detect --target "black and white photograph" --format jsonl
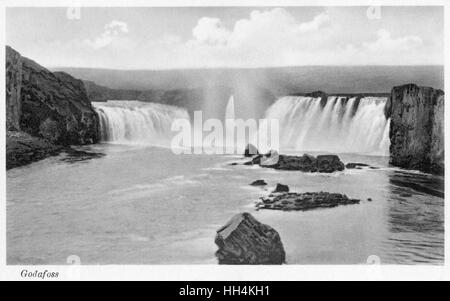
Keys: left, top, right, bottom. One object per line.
{"left": 1, "top": 0, "right": 448, "bottom": 282}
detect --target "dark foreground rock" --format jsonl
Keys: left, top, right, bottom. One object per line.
{"left": 6, "top": 131, "right": 63, "bottom": 169}
{"left": 215, "top": 213, "right": 285, "bottom": 264}
{"left": 385, "top": 84, "right": 444, "bottom": 175}
{"left": 254, "top": 151, "right": 345, "bottom": 173}
{"left": 257, "top": 192, "right": 360, "bottom": 211}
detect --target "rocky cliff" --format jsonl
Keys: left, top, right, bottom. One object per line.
{"left": 6, "top": 46, "right": 99, "bottom": 145}
{"left": 385, "top": 84, "right": 444, "bottom": 174}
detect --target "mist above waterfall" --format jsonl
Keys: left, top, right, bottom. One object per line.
{"left": 264, "top": 96, "right": 390, "bottom": 155}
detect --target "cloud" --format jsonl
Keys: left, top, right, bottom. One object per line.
{"left": 34, "top": 8, "right": 440, "bottom": 69}
{"left": 363, "top": 29, "right": 423, "bottom": 52}
{"left": 84, "top": 20, "right": 129, "bottom": 50}
{"left": 189, "top": 8, "right": 330, "bottom": 49}
{"left": 192, "top": 17, "right": 231, "bottom": 45}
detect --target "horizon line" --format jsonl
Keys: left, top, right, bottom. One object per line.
{"left": 50, "top": 64, "right": 444, "bottom": 72}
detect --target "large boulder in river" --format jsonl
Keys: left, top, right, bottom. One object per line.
{"left": 385, "top": 84, "right": 444, "bottom": 175}
{"left": 215, "top": 213, "right": 285, "bottom": 264}
{"left": 316, "top": 155, "right": 345, "bottom": 173}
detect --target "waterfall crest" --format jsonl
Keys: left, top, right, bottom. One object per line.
{"left": 264, "top": 96, "right": 390, "bottom": 155}
{"left": 93, "top": 101, "right": 190, "bottom": 146}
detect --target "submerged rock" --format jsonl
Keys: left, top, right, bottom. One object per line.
{"left": 346, "top": 162, "right": 370, "bottom": 169}
{"left": 250, "top": 179, "right": 267, "bottom": 186}
{"left": 257, "top": 192, "right": 360, "bottom": 211}
{"left": 215, "top": 212, "right": 286, "bottom": 264}
{"left": 244, "top": 144, "right": 259, "bottom": 157}
{"left": 273, "top": 183, "right": 289, "bottom": 193}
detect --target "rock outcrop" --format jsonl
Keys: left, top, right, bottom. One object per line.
{"left": 316, "top": 155, "right": 346, "bottom": 173}
{"left": 250, "top": 151, "right": 345, "bottom": 173}
{"left": 257, "top": 191, "right": 360, "bottom": 211}
{"left": 385, "top": 84, "right": 444, "bottom": 174}
{"left": 6, "top": 46, "right": 99, "bottom": 145}
{"left": 215, "top": 213, "right": 286, "bottom": 264}
{"left": 6, "top": 46, "right": 100, "bottom": 168}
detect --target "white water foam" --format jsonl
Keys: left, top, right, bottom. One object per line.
{"left": 93, "top": 100, "right": 190, "bottom": 146}
{"left": 263, "top": 96, "right": 390, "bottom": 155}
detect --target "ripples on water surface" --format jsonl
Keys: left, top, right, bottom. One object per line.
{"left": 6, "top": 145, "right": 444, "bottom": 265}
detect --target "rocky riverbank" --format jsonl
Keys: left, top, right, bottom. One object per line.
{"left": 6, "top": 46, "right": 100, "bottom": 169}
{"left": 6, "top": 131, "right": 63, "bottom": 169}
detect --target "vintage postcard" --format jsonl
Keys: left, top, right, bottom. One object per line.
{"left": 0, "top": 0, "right": 448, "bottom": 283}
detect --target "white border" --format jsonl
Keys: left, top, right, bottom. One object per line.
{"left": 0, "top": 0, "right": 448, "bottom": 281}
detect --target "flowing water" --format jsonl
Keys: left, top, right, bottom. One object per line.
{"left": 95, "top": 101, "right": 189, "bottom": 146}
{"left": 6, "top": 97, "right": 444, "bottom": 265}
{"left": 265, "top": 96, "right": 390, "bottom": 155}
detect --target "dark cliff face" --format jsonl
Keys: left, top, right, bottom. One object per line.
{"left": 5, "top": 46, "right": 22, "bottom": 131}
{"left": 5, "top": 46, "right": 99, "bottom": 145}
{"left": 385, "top": 84, "right": 444, "bottom": 175}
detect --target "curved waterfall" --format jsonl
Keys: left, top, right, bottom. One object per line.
{"left": 264, "top": 96, "right": 390, "bottom": 155}
{"left": 93, "top": 97, "right": 390, "bottom": 155}
{"left": 93, "top": 101, "right": 190, "bottom": 146}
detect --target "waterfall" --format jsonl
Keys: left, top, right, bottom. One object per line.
{"left": 264, "top": 96, "right": 390, "bottom": 155}
{"left": 93, "top": 101, "right": 190, "bottom": 146}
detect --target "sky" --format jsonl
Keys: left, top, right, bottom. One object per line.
{"left": 6, "top": 6, "right": 444, "bottom": 69}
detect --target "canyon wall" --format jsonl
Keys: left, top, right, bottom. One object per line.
{"left": 385, "top": 84, "right": 444, "bottom": 175}
{"left": 6, "top": 46, "right": 99, "bottom": 145}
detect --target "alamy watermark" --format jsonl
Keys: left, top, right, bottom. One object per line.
{"left": 170, "top": 111, "right": 279, "bottom": 155}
